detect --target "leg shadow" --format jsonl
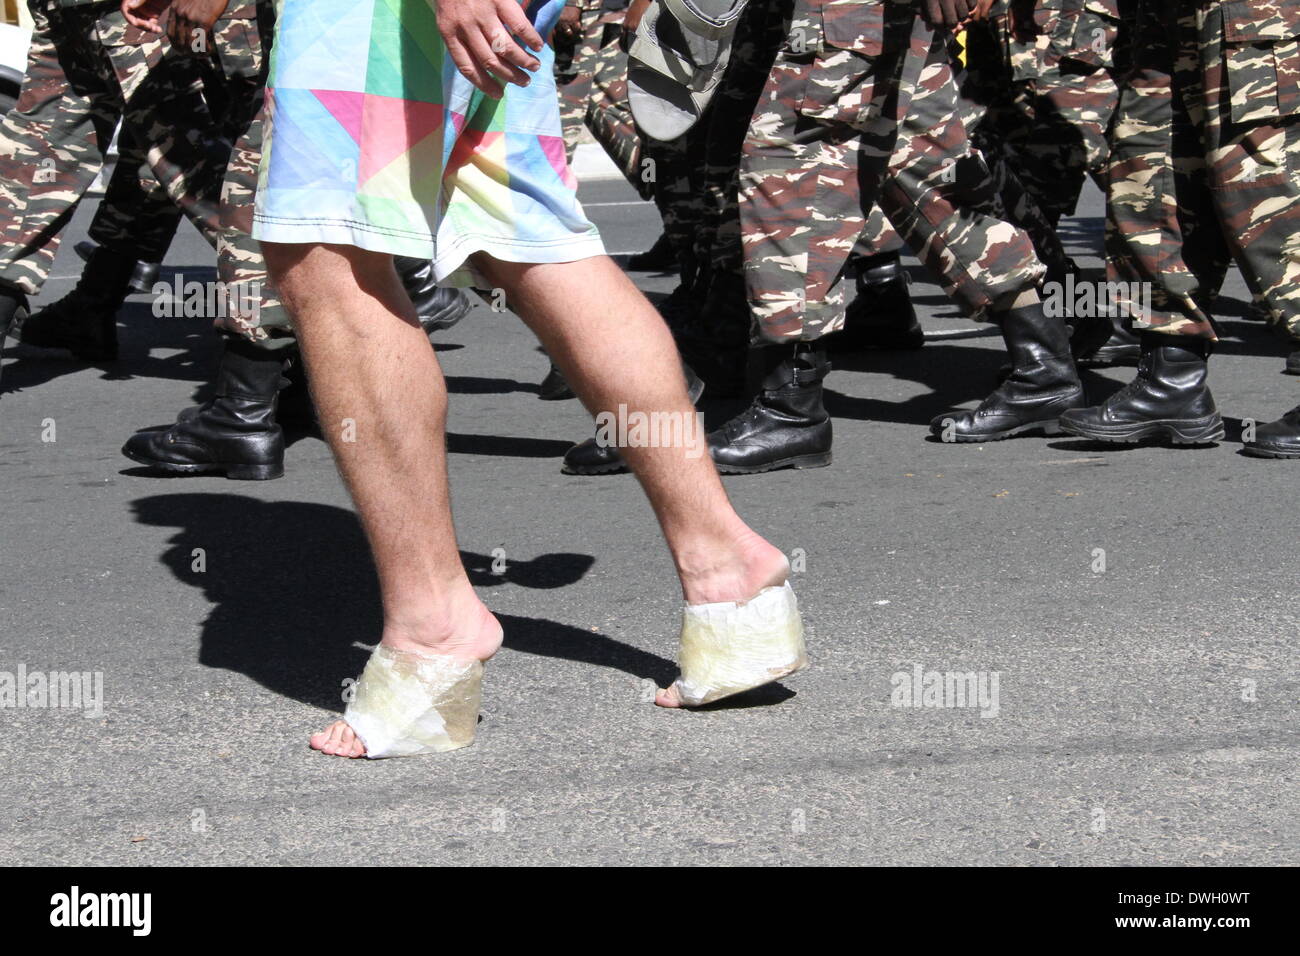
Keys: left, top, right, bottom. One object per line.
{"left": 128, "top": 492, "right": 653, "bottom": 710}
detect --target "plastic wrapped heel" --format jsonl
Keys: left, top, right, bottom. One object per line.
{"left": 671, "top": 581, "right": 806, "bottom": 706}
{"left": 343, "top": 645, "right": 483, "bottom": 758}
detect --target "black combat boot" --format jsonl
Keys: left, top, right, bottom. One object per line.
{"left": 561, "top": 364, "right": 706, "bottom": 475}
{"left": 1285, "top": 348, "right": 1299, "bottom": 376}
{"left": 20, "top": 246, "right": 137, "bottom": 361}
{"left": 0, "top": 285, "right": 29, "bottom": 390}
{"left": 626, "top": 232, "right": 678, "bottom": 272}
{"left": 74, "top": 240, "right": 160, "bottom": 294}
{"left": 992, "top": 264, "right": 1109, "bottom": 384}
{"left": 708, "top": 342, "right": 832, "bottom": 474}
{"left": 1243, "top": 405, "right": 1300, "bottom": 458}
{"left": 121, "top": 336, "right": 286, "bottom": 479}
{"left": 930, "top": 302, "right": 1085, "bottom": 441}
{"left": 537, "top": 356, "right": 575, "bottom": 401}
{"left": 394, "top": 256, "right": 473, "bottom": 336}
{"left": 830, "top": 252, "right": 924, "bottom": 351}
{"left": 1058, "top": 333, "right": 1224, "bottom": 444}
{"left": 1083, "top": 313, "right": 1142, "bottom": 366}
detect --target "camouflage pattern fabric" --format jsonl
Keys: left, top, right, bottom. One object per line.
{"left": 697, "top": 0, "right": 796, "bottom": 277}
{"left": 0, "top": 0, "right": 167, "bottom": 295}
{"left": 965, "top": 0, "right": 1124, "bottom": 226}
{"left": 1105, "top": 0, "right": 1300, "bottom": 341}
{"left": 206, "top": 5, "right": 287, "bottom": 346}
{"left": 740, "top": 0, "right": 1045, "bottom": 342}
{"left": 585, "top": 16, "right": 650, "bottom": 197}
{"left": 87, "top": 123, "right": 183, "bottom": 263}
{"left": 554, "top": 1, "right": 608, "bottom": 159}
{"left": 554, "top": 3, "right": 649, "bottom": 197}
{"left": 957, "top": 11, "right": 1086, "bottom": 285}
{"left": 0, "top": 1, "right": 288, "bottom": 345}
{"left": 644, "top": 126, "right": 704, "bottom": 276}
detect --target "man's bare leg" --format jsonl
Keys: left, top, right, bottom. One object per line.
{"left": 265, "top": 245, "right": 791, "bottom": 756}
{"left": 472, "top": 255, "right": 791, "bottom": 706}
{"left": 263, "top": 242, "right": 502, "bottom": 757}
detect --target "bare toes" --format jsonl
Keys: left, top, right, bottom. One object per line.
{"left": 310, "top": 720, "right": 367, "bottom": 757}
{"left": 655, "top": 683, "right": 684, "bottom": 708}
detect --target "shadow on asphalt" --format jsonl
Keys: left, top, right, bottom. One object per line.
{"left": 122, "top": 493, "right": 688, "bottom": 710}
{"left": 0, "top": 301, "right": 213, "bottom": 398}
{"left": 824, "top": 342, "right": 1008, "bottom": 425}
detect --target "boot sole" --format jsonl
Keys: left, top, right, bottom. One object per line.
{"left": 561, "top": 459, "right": 628, "bottom": 476}
{"left": 122, "top": 445, "right": 284, "bottom": 480}
{"left": 1058, "top": 414, "right": 1225, "bottom": 445}
{"left": 715, "top": 451, "right": 832, "bottom": 475}
{"left": 1241, "top": 444, "right": 1300, "bottom": 459}
{"left": 934, "top": 419, "right": 1065, "bottom": 443}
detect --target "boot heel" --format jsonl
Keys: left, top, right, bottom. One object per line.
{"left": 1168, "top": 415, "right": 1225, "bottom": 445}
{"left": 225, "top": 462, "right": 283, "bottom": 481}
{"left": 1041, "top": 420, "right": 1064, "bottom": 436}
{"left": 791, "top": 452, "right": 832, "bottom": 469}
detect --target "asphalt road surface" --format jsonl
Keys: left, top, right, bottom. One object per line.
{"left": 1, "top": 176, "right": 1295, "bottom": 866}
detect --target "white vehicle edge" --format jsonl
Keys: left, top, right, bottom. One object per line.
{"left": 0, "top": 18, "right": 30, "bottom": 114}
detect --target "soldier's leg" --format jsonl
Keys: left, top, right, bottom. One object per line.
{"left": 21, "top": 5, "right": 230, "bottom": 362}
{"left": 833, "top": 207, "right": 924, "bottom": 351}
{"left": 705, "top": 1, "right": 886, "bottom": 472}
{"left": 957, "top": 9, "right": 1083, "bottom": 288}
{"left": 1003, "top": 3, "right": 1123, "bottom": 225}
{"left": 1201, "top": 4, "right": 1300, "bottom": 353}
{"left": 672, "top": 0, "right": 796, "bottom": 398}
{"left": 20, "top": 123, "right": 186, "bottom": 360}
{"left": 865, "top": 11, "right": 1086, "bottom": 442}
{"left": 1060, "top": 0, "right": 1228, "bottom": 445}
{"left": 0, "top": 4, "right": 123, "bottom": 304}
{"left": 118, "top": 4, "right": 289, "bottom": 479}
{"left": 585, "top": 14, "right": 650, "bottom": 195}
{"left": 1205, "top": 1, "right": 1300, "bottom": 456}
{"left": 555, "top": 2, "right": 604, "bottom": 161}
{"left": 6, "top": 5, "right": 172, "bottom": 365}
{"left": 642, "top": 123, "right": 711, "bottom": 325}
{"left": 88, "top": 124, "right": 184, "bottom": 266}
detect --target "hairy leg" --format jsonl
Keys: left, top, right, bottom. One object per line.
{"left": 264, "top": 242, "right": 500, "bottom": 755}
{"left": 473, "top": 253, "right": 789, "bottom": 612}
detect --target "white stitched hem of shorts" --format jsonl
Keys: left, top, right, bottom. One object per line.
{"left": 252, "top": 216, "right": 606, "bottom": 288}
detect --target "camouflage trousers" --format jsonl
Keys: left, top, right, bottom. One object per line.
{"left": 643, "top": 129, "right": 700, "bottom": 269}
{"left": 555, "top": 4, "right": 608, "bottom": 158}
{"left": 554, "top": 4, "right": 647, "bottom": 195}
{"left": 1105, "top": 0, "right": 1300, "bottom": 341}
{"left": 741, "top": 0, "right": 1045, "bottom": 341}
{"left": 967, "top": 0, "right": 1123, "bottom": 225}
{"left": 0, "top": 1, "right": 287, "bottom": 346}
{"left": 89, "top": 123, "right": 183, "bottom": 262}
{"left": 586, "top": 17, "right": 650, "bottom": 197}
{"left": 640, "top": 0, "right": 789, "bottom": 278}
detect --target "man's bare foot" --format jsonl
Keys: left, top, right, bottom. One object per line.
{"left": 310, "top": 720, "right": 368, "bottom": 757}
{"left": 310, "top": 592, "right": 503, "bottom": 757}
{"left": 676, "top": 529, "right": 790, "bottom": 606}
{"left": 654, "top": 684, "right": 691, "bottom": 708}
{"left": 657, "top": 531, "right": 792, "bottom": 708}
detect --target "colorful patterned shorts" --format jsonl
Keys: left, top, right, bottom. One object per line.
{"left": 252, "top": 0, "right": 605, "bottom": 286}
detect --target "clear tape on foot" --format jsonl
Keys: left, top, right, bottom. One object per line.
{"left": 343, "top": 645, "right": 483, "bottom": 759}
{"left": 672, "top": 582, "right": 807, "bottom": 706}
